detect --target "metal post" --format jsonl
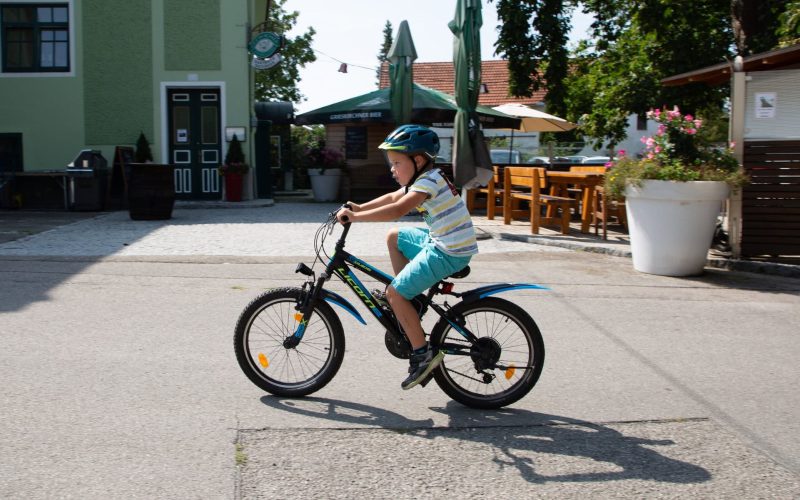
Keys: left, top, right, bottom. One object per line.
{"left": 729, "top": 56, "right": 746, "bottom": 258}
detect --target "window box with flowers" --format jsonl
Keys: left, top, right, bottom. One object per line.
{"left": 306, "top": 142, "right": 346, "bottom": 202}
{"left": 218, "top": 136, "right": 250, "bottom": 202}
{"left": 604, "top": 106, "right": 748, "bottom": 276}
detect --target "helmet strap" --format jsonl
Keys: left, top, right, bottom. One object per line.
{"left": 404, "top": 155, "right": 433, "bottom": 193}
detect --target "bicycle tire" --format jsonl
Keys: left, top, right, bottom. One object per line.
{"left": 430, "top": 297, "right": 544, "bottom": 409}
{"left": 234, "top": 287, "right": 345, "bottom": 397}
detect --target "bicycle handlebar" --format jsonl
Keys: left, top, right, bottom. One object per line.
{"left": 331, "top": 203, "right": 352, "bottom": 223}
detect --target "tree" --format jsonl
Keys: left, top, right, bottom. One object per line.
{"left": 493, "top": 0, "right": 570, "bottom": 119}
{"left": 777, "top": 1, "right": 800, "bottom": 47}
{"left": 253, "top": 0, "right": 316, "bottom": 103}
{"left": 730, "top": 1, "right": 788, "bottom": 54}
{"left": 492, "top": 0, "right": 793, "bottom": 149}
{"left": 377, "top": 21, "right": 393, "bottom": 87}
{"left": 134, "top": 132, "right": 153, "bottom": 163}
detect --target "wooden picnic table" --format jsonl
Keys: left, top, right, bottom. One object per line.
{"left": 545, "top": 171, "right": 605, "bottom": 233}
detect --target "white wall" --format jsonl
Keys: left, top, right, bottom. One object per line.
{"left": 744, "top": 70, "right": 800, "bottom": 140}
{"left": 575, "top": 114, "right": 658, "bottom": 158}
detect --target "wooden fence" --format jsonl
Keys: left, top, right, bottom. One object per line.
{"left": 741, "top": 140, "right": 800, "bottom": 256}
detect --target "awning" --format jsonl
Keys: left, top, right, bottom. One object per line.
{"left": 662, "top": 43, "right": 800, "bottom": 87}
{"left": 295, "top": 83, "right": 521, "bottom": 129}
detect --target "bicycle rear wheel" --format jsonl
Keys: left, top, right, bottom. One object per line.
{"left": 430, "top": 297, "right": 544, "bottom": 409}
{"left": 234, "top": 287, "right": 345, "bottom": 397}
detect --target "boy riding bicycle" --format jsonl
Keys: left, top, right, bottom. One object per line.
{"left": 336, "top": 124, "right": 478, "bottom": 389}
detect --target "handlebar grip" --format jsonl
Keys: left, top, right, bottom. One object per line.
{"left": 341, "top": 215, "right": 349, "bottom": 222}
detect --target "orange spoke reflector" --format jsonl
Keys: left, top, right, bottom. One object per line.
{"left": 504, "top": 364, "right": 516, "bottom": 380}
{"left": 294, "top": 313, "right": 303, "bottom": 322}
{"left": 258, "top": 353, "right": 269, "bottom": 368}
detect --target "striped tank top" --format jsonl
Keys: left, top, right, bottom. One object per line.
{"left": 409, "top": 169, "right": 478, "bottom": 256}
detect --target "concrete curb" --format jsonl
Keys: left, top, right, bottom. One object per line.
{"left": 174, "top": 199, "right": 274, "bottom": 209}
{"left": 500, "top": 232, "right": 800, "bottom": 279}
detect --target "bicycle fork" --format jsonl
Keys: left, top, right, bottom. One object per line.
{"left": 284, "top": 272, "right": 326, "bottom": 348}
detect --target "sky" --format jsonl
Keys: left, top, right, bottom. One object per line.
{"left": 281, "top": 0, "right": 594, "bottom": 114}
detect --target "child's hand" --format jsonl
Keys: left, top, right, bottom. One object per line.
{"left": 337, "top": 208, "right": 354, "bottom": 224}
{"left": 347, "top": 202, "right": 361, "bottom": 212}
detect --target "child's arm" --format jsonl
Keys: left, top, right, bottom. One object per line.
{"left": 350, "top": 187, "right": 405, "bottom": 212}
{"left": 338, "top": 190, "right": 426, "bottom": 224}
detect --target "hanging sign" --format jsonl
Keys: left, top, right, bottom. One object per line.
{"left": 249, "top": 32, "right": 284, "bottom": 59}
{"left": 251, "top": 53, "right": 282, "bottom": 71}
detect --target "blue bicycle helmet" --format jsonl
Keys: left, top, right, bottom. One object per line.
{"left": 378, "top": 124, "right": 440, "bottom": 159}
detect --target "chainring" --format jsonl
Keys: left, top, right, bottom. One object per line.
{"left": 384, "top": 330, "right": 412, "bottom": 359}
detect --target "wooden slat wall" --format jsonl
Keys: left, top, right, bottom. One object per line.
{"left": 327, "top": 124, "right": 396, "bottom": 201}
{"left": 741, "top": 140, "right": 800, "bottom": 256}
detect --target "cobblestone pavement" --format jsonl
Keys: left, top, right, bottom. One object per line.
{"left": 0, "top": 203, "right": 569, "bottom": 258}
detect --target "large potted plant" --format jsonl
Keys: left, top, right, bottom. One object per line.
{"left": 605, "top": 106, "right": 748, "bottom": 276}
{"left": 307, "top": 141, "right": 345, "bottom": 202}
{"left": 127, "top": 132, "right": 176, "bottom": 221}
{"left": 218, "top": 136, "right": 249, "bottom": 202}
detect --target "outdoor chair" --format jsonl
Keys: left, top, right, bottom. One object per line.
{"left": 503, "top": 167, "right": 576, "bottom": 234}
{"left": 592, "top": 185, "right": 628, "bottom": 240}
{"left": 465, "top": 166, "right": 515, "bottom": 220}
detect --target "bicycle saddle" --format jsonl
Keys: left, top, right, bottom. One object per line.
{"left": 448, "top": 266, "right": 471, "bottom": 279}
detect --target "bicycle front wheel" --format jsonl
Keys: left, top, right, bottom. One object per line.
{"left": 430, "top": 297, "right": 544, "bottom": 409}
{"left": 234, "top": 287, "right": 345, "bottom": 397}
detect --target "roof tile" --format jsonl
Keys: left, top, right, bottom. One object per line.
{"left": 379, "top": 60, "right": 546, "bottom": 107}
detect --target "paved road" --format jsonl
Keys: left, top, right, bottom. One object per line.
{"left": 1, "top": 205, "right": 799, "bottom": 499}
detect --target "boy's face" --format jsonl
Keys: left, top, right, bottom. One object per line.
{"left": 387, "top": 150, "right": 422, "bottom": 186}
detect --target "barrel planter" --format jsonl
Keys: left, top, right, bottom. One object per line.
{"left": 625, "top": 180, "right": 730, "bottom": 276}
{"left": 126, "top": 163, "right": 176, "bottom": 221}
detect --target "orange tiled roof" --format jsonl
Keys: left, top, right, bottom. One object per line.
{"left": 378, "top": 60, "right": 546, "bottom": 107}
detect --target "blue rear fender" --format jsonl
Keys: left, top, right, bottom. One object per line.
{"left": 320, "top": 289, "right": 367, "bottom": 326}
{"left": 460, "top": 283, "right": 549, "bottom": 304}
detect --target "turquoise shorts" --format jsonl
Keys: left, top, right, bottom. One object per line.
{"left": 390, "top": 227, "right": 472, "bottom": 300}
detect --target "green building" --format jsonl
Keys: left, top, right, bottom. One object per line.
{"left": 0, "top": 0, "right": 274, "bottom": 203}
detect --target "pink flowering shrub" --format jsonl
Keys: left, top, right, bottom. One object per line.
{"left": 605, "top": 106, "right": 746, "bottom": 199}
{"left": 307, "top": 142, "right": 346, "bottom": 172}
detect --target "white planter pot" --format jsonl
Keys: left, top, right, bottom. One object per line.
{"left": 625, "top": 180, "right": 730, "bottom": 276}
{"left": 308, "top": 168, "right": 342, "bottom": 202}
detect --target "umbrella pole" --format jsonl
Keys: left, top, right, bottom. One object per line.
{"left": 508, "top": 130, "right": 514, "bottom": 163}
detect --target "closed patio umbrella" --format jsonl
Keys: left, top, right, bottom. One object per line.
{"left": 387, "top": 20, "right": 417, "bottom": 125}
{"left": 450, "top": 0, "right": 490, "bottom": 188}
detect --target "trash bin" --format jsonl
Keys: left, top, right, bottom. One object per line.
{"left": 66, "top": 150, "right": 108, "bottom": 211}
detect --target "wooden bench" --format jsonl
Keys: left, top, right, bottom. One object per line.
{"left": 465, "top": 166, "right": 516, "bottom": 220}
{"left": 503, "top": 167, "right": 576, "bottom": 234}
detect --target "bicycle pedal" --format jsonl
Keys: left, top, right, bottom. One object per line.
{"left": 419, "top": 372, "right": 434, "bottom": 387}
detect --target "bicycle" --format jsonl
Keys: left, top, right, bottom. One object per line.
{"left": 233, "top": 205, "right": 547, "bottom": 409}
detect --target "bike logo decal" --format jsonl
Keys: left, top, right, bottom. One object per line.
{"left": 346, "top": 255, "right": 394, "bottom": 282}
{"left": 337, "top": 267, "right": 381, "bottom": 315}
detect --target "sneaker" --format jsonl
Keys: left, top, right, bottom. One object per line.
{"left": 401, "top": 348, "right": 445, "bottom": 390}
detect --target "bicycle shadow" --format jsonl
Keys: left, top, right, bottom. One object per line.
{"left": 260, "top": 395, "right": 435, "bottom": 429}
{"left": 259, "top": 396, "right": 710, "bottom": 485}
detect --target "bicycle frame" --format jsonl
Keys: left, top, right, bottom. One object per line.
{"left": 289, "top": 219, "right": 547, "bottom": 362}
{"left": 289, "top": 222, "right": 478, "bottom": 348}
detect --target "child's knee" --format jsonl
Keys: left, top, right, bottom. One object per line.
{"left": 386, "top": 285, "right": 404, "bottom": 303}
{"left": 386, "top": 228, "right": 400, "bottom": 248}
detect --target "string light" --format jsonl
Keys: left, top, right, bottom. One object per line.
{"left": 313, "top": 48, "right": 377, "bottom": 72}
